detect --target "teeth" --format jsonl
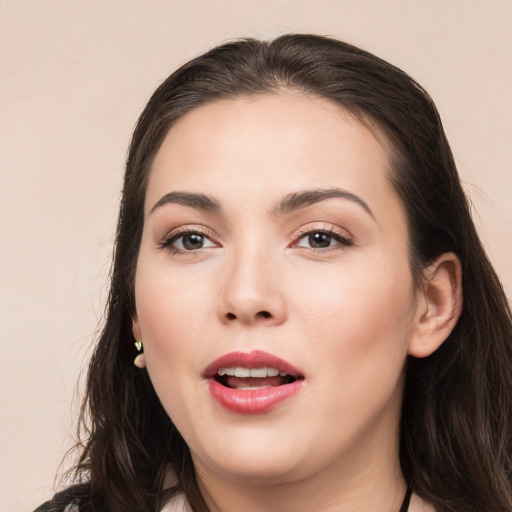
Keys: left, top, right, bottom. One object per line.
{"left": 235, "top": 367, "right": 250, "bottom": 377}
{"left": 217, "top": 367, "right": 235, "bottom": 376}
{"left": 217, "top": 366, "right": 285, "bottom": 378}
{"left": 249, "top": 367, "right": 267, "bottom": 378}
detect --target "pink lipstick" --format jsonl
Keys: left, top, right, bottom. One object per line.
{"left": 202, "top": 351, "right": 305, "bottom": 414}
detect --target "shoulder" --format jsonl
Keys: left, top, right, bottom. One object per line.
{"left": 33, "top": 501, "right": 78, "bottom": 512}
{"left": 35, "top": 485, "right": 190, "bottom": 512}
{"left": 33, "top": 502, "right": 53, "bottom": 512}
{"left": 33, "top": 485, "right": 85, "bottom": 512}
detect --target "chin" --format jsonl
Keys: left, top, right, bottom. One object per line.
{"left": 188, "top": 424, "right": 310, "bottom": 483}
{"left": 194, "top": 450, "right": 304, "bottom": 485}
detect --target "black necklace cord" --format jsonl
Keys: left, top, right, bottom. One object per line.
{"left": 398, "top": 482, "right": 413, "bottom": 512}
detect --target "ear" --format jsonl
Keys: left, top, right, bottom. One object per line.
{"left": 408, "top": 252, "right": 463, "bottom": 358}
{"left": 132, "top": 311, "right": 142, "bottom": 341}
{"left": 131, "top": 312, "right": 146, "bottom": 368}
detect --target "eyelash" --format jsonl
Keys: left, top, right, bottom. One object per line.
{"left": 158, "top": 226, "right": 353, "bottom": 254}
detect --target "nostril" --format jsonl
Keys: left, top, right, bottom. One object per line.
{"left": 224, "top": 310, "right": 272, "bottom": 321}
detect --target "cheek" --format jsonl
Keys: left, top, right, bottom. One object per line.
{"left": 135, "top": 259, "right": 217, "bottom": 340}
{"left": 291, "top": 268, "right": 415, "bottom": 442}
{"left": 294, "top": 255, "right": 416, "bottom": 372}
{"left": 134, "top": 266, "right": 209, "bottom": 422}
{"left": 133, "top": 270, "right": 204, "bottom": 394}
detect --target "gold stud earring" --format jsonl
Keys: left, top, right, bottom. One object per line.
{"left": 134, "top": 340, "right": 146, "bottom": 368}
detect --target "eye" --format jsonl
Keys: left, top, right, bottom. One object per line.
{"left": 295, "top": 229, "right": 352, "bottom": 250}
{"left": 161, "top": 230, "right": 217, "bottom": 252}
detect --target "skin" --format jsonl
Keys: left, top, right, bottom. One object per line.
{"left": 133, "top": 92, "right": 460, "bottom": 511}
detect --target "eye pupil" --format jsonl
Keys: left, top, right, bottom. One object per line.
{"left": 183, "top": 233, "right": 204, "bottom": 250}
{"left": 308, "top": 232, "right": 331, "bottom": 248}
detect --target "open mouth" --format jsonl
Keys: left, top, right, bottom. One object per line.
{"left": 204, "top": 351, "right": 305, "bottom": 413}
{"left": 214, "top": 366, "right": 301, "bottom": 390}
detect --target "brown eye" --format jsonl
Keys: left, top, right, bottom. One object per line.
{"left": 296, "top": 230, "right": 352, "bottom": 250}
{"left": 307, "top": 232, "right": 332, "bottom": 248}
{"left": 163, "top": 230, "right": 217, "bottom": 252}
{"left": 182, "top": 233, "right": 205, "bottom": 250}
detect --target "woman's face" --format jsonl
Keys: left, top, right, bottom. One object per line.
{"left": 133, "top": 93, "right": 423, "bottom": 486}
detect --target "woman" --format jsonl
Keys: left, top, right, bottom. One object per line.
{"left": 37, "top": 34, "right": 512, "bottom": 512}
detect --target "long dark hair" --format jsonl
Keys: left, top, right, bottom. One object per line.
{"left": 50, "top": 34, "right": 512, "bottom": 512}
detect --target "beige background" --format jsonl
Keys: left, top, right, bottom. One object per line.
{"left": 1, "top": 1, "right": 510, "bottom": 510}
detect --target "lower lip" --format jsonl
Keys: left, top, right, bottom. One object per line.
{"left": 208, "top": 379, "right": 304, "bottom": 414}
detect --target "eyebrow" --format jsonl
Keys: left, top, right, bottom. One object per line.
{"left": 271, "top": 188, "right": 374, "bottom": 219}
{"left": 149, "top": 187, "right": 374, "bottom": 219}
{"left": 150, "top": 191, "right": 222, "bottom": 215}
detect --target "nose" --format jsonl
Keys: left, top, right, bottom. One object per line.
{"left": 217, "top": 249, "right": 287, "bottom": 327}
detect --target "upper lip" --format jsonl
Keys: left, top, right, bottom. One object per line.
{"left": 202, "top": 350, "right": 304, "bottom": 379}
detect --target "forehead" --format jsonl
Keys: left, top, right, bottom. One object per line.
{"left": 147, "top": 92, "right": 402, "bottom": 224}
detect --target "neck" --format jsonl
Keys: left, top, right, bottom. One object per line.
{"left": 194, "top": 419, "right": 407, "bottom": 512}
{"left": 198, "top": 470, "right": 407, "bottom": 512}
